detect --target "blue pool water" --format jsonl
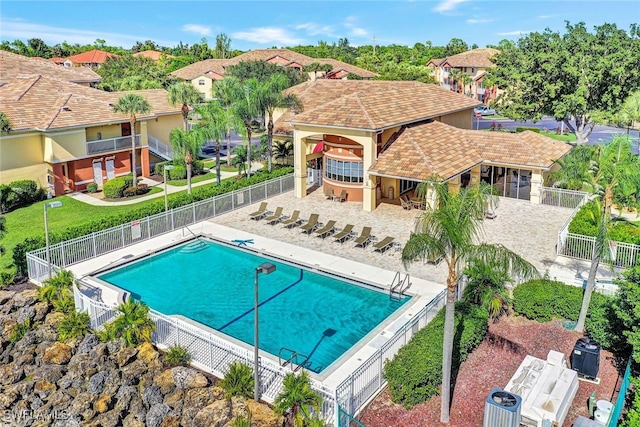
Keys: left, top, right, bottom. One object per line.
{"left": 98, "top": 239, "right": 410, "bottom": 373}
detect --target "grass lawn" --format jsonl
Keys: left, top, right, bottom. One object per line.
{"left": 202, "top": 159, "right": 237, "bottom": 173}
{"left": 100, "top": 186, "right": 163, "bottom": 201}
{"left": 167, "top": 172, "right": 217, "bottom": 186}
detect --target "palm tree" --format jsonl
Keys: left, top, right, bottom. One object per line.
{"left": 168, "top": 82, "right": 203, "bottom": 131}
{"left": 0, "top": 112, "right": 12, "bottom": 134}
{"left": 401, "top": 181, "right": 538, "bottom": 423}
{"left": 274, "top": 139, "right": 293, "bottom": 166}
{"left": 37, "top": 269, "right": 74, "bottom": 303}
{"left": 112, "top": 94, "right": 151, "bottom": 187}
{"left": 460, "top": 73, "right": 473, "bottom": 97}
{"left": 257, "top": 74, "right": 303, "bottom": 172}
{"left": 231, "top": 145, "right": 250, "bottom": 176}
{"left": 195, "top": 101, "right": 241, "bottom": 185}
{"left": 169, "top": 127, "right": 205, "bottom": 194}
{"left": 448, "top": 69, "right": 463, "bottom": 93}
{"left": 618, "top": 90, "right": 640, "bottom": 140}
{"left": 105, "top": 297, "right": 156, "bottom": 347}
{"left": 230, "top": 78, "right": 262, "bottom": 176}
{"left": 213, "top": 78, "right": 239, "bottom": 167}
{"left": 463, "top": 258, "right": 512, "bottom": 320}
{"left": 273, "top": 371, "right": 322, "bottom": 427}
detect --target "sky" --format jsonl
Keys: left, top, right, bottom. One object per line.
{"left": 1, "top": 0, "right": 638, "bottom": 51}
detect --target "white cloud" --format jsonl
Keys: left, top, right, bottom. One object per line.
{"left": 467, "top": 18, "right": 495, "bottom": 24}
{"left": 294, "top": 22, "right": 336, "bottom": 37}
{"left": 232, "top": 27, "right": 303, "bottom": 46}
{"left": 538, "top": 14, "right": 556, "bottom": 19}
{"left": 433, "top": 0, "right": 468, "bottom": 13}
{"left": 342, "top": 16, "right": 368, "bottom": 38}
{"left": 182, "top": 24, "right": 212, "bottom": 36}
{"left": 0, "top": 18, "right": 176, "bottom": 48}
{"left": 351, "top": 27, "right": 368, "bottom": 37}
{"left": 496, "top": 30, "right": 534, "bottom": 36}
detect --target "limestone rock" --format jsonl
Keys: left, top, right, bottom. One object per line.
{"left": 143, "top": 385, "right": 164, "bottom": 407}
{"left": 193, "top": 399, "right": 233, "bottom": 427}
{"left": 138, "top": 342, "right": 159, "bottom": 364}
{"left": 32, "top": 301, "right": 51, "bottom": 322}
{"left": 34, "top": 379, "right": 56, "bottom": 399}
{"left": 163, "top": 389, "right": 184, "bottom": 412}
{"left": 116, "top": 346, "right": 138, "bottom": 367}
{"left": 94, "top": 394, "right": 112, "bottom": 413}
{"left": 17, "top": 305, "right": 35, "bottom": 323}
{"left": 246, "top": 399, "right": 281, "bottom": 427}
{"left": 77, "top": 333, "right": 100, "bottom": 355}
{"left": 43, "top": 342, "right": 72, "bottom": 365}
{"left": 172, "top": 366, "right": 208, "bottom": 389}
{"left": 121, "top": 359, "right": 149, "bottom": 386}
{"left": 70, "top": 392, "right": 97, "bottom": 420}
{"left": 0, "top": 290, "right": 16, "bottom": 306}
{"left": 160, "top": 415, "right": 180, "bottom": 427}
{"left": 88, "top": 371, "right": 108, "bottom": 394}
{"left": 123, "top": 413, "right": 146, "bottom": 427}
{"left": 154, "top": 369, "right": 175, "bottom": 394}
{"left": 44, "top": 311, "right": 65, "bottom": 327}
{"left": 146, "top": 403, "right": 171, "bottom": 427}
{"left": 0, "top": 362, "right": 24, "bottom": 385}
{"left": 12, "top": 289, "right": 37, "bottom": 308}
{"left": 24, "top": 363, "right": 66, "bottom": 384}
{"left": 86, "top": 410, "right": 122, "bottom": 427}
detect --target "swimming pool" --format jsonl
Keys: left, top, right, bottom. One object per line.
{"left": 98, "top": 239, "right": 411, "bottom": 373}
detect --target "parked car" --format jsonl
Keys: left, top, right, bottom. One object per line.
{"left": 474, "top": 105, "right": 497, "bottom": 116}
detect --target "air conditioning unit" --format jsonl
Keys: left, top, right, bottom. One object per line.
{"left": 484, "top": 388, "right": 522, "bottom": 427}
{"left": 571, "top": 338, "right": 600, "bottom": 379}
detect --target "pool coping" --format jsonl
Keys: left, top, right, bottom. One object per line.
{"left": 69, "top": 221, "right": 446, "bottom": 390}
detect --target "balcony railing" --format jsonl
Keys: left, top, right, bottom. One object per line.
{"left": 86, "top": 134, "right": 141, "bottom": 156}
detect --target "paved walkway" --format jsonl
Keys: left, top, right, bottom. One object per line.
{"left": 66, "top": 162, "right": 262, "bottom": 206}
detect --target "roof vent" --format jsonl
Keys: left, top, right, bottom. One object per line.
{"left": 60, "top": 106, "right": 71, "bottom": 112}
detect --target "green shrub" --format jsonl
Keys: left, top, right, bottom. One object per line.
{"left": 169, "top": 165, "right": 187, "bottom": 180}
{"left": 513, "top": 279, "right": 617, "bottom": 348}
{"left": 192, "top": 160, "right": 204, "bottom": 176}
{"left": 515, "top": 127, "right": 541, "bottom": 133}
{"left": 569, "top": 201, "right": 640, "bottom": 245}
{"left": 9, "top": 318, "right": 32, "bottom": 343}
{"left": 232, "top": 412, "right": 253, "bottom": 427}
{"left": 384, "top": 302, "right": 489, "bottom": 408}
{"left": 123, "top": 184, "right": 150, "bottom": 197}
{"left": 58, "top": 311, "right": 91, "bottom": 342}
{"left": 164, "top": 344, "right": 192, "bottom": 367}
{"left": 0, "top": 180, "right": 46, "bottom": 213}
{"left": 219, "top": 360, "right": 254, "bottom": 399}
{"left": 13, "top": 168, "right": 294, "bottom": 275}
{"left": 86, "top": 182, "right": 98, "bottom": 193}
{"left": 154, "top": 161, "right": 170, "bottom": 176}
{"left": 103, "top": 176, "right": 133, "bottom": 199}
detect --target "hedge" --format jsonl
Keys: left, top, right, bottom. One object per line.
{"left": 569, "top": 200, "right": 640, "bottom": 245}
{"left": 512, "top": 279, "right": 618, "bottom": 349}
{"left": 515, "top": 126, "right": 541, "bottom": 133}
{"left": 0, "top": 180, "right": 47, "bottom": 213}
{"left": 13, "top": 167, "right": 294, "bottom": 275}
{"left": 102, "top": 176, "right": 133, "bottom": 199}
{"left": 384, "top": 302, "right": 489, "bottom": 408}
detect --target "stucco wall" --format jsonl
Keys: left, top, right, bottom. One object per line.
{"left": 86, "top": 124, "right": 124, "bottom": 141}
{"left": 440, "top": 109, "right": 474, "bottom": 130}
{"left": 45, "top": 130, "right": 87, "bottom": 162}
{"left": 189, "top": 76, "right": 213, "bottom": 100}
{"left": 147, "top": 114, "right": 182, "bottom": 144}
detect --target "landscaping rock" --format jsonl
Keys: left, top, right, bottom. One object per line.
{"left": 137, "top": 342, "right": 159, "bottom": 363}
{"left": 94, "top": 394, "right": 112, "bottom": 413}
{"left": 0, "top": 290, "right": 16, "bottom": 306}
{"left": 77, "top": 333, "right": 100, "bottom": 354}
{"left": 87, "top": 371, "right": 108, "bottom": 394}
{"left": 143, "top": 385, "right": 164, "bottom": 407}
{"left": 116, "top": 346, "right": 138, "bottom": 367}
{"left": 171, "top": 366, "right": 208, "bottom": 389}
{"left": 154, "top": 369, "right": 175, "bottom": 394}
{"left": 43, "top": 342, "right": 72, "bottom": 364}
{"left": 146, "top": 403, "right": 171, "bottom": 427}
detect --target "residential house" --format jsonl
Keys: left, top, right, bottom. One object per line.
{"left": 170, "top": 48, "right": 377, "bottom": 100}
{"left": 64, "top": 49, "right": 119, "bottom": 69}
{"left": 133, "top": 50, "right": 175, "bottom": 61}
{"left": 427, "top": 48, "right": 500, "bottom": 103}
{"left": 270, "top": 79, "right": 571, "bottom": 211}
{"left": 0, "top": 52, "right": 181, "bottom": 196}
{"left": 1, "top": 50, "right": 101, "bottom": 87}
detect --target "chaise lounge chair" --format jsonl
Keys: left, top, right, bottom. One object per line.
{"left": 299, "top": 213, "right": 320, "bottom": 235}
{"left": 372, "top": 236, "right": 396, "bottom": 254}
{"left": 324, "top": 187, "right": 334, "bottom": 200}
{"left": 249, "top": 202, "right": 269, "bottom": 220}
{"left": 400, "top": 195, "right": 413, "bottom": 210}
{"left": 263, "top": 207, "right": 285, "bottom": 225}
{"left": 333, "top": 189, "right": 347, "bottom": 202}
{"left": 314, "top": 220, "right": 337, "bottom": 239}
{"left": 333, "top": 224, "right": 355, "bottom": 244}
{"left": 281, "top": 210, "right": 303, "bottom": 228}
{"left": 353, "top": 226, "right": 373, "bottom": 248}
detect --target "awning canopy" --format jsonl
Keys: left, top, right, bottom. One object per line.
{"left": 313, "top": 142, "right": 324, "bottom": 153}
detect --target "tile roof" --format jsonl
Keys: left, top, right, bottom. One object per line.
{"left": 441, "top": 48, "right": 499, "bottom": 68}
{"left": 170, "top": 59, "right": 227, "bottom": 80}
{"left": 315, "top": 58, "right": 377, "bottom": 78}
{"left": 0, "top": 74, "right": 179, "bottom": 131}
{"left": 223, "top": 48, "right": 317, "bottom": 67}
{"left": 132, "top": 50, "right": 175, "bottom": 60}
{"left": 369, "top": 122, "right": 572, "bottom": 181}
{"left": 1, "top": 50, "right": 101, "bottom": 83}
{"left": 65, "top": 49, "right": 119, "bottom": 64}
{"left": 279, "top": 80, "right": 481, "bottom": 132}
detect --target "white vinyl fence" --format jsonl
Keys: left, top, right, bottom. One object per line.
{"left": 27, "top": 174, "right": 295, "bottom": 284}
{"left": 544, "top": 186, "right": 640, "bottom": 268}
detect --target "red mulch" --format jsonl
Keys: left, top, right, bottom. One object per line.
{"left": 358, "top": 316, "right": 622, "bottom": 427}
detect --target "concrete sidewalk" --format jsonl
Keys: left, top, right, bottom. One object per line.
{"left": 67, "top": 162, "right": 261, "bottom": 206}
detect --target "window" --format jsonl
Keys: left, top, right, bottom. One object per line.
{"left": 198, "top": 79, "right": 205, "bottom": 86}
{"left": 324, "top": 158, "right": 363, "bottom": 183}
{"left": 471, "top": 67, "right": 476, "bottom": 74}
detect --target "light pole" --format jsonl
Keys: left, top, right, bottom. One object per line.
{"left": 44, "top": 201, "right": 62, "bottom": 279}
{"left": 163, "top": 165, "right": 175, "bottom": 212}
{"left": 254, "top": 262, "right": 276, "bottom": 401}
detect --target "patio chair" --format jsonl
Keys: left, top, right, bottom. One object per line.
{"left": 333, "top": 224, "right": 355, "bottom": 244}
{"left": 281, "top": 210, "right": 302, "bottom": 228}
{"left": 324, "top": 187, "right": 334, "bottom": 200}
{"left": 263, "top": 207, "right": 285, "bottom": 225}
{"left": 372, "top": 236, "right": 396, "bottom": 254}
{"left": 299, "top": 213, "right": 320, "bottom": 235}
{"left": 400, "top": 195, "right": 412, "bottom": 210}
{"left": 314, "top": 220, "right": 337, "bottom": 239}
{"left": 333, "top": 189, "right": 347, "bottom": 202}
{"left": 353, "top": 226, "right": 373, "bottom": 248}
{"left": 249, "top": 202, "right": 269, "bottom": 220}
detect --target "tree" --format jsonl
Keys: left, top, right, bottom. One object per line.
{"left": 214, "top": 33, "right": 232, "bottom": 59}
{"left": 0, "top": 112, "right": 13, "bottom": 134}
{"left": 112, "top": 94, "right": 151, "bottom": 187}
{"left": 229, "top": 78, "right": 262, "bottom": 175}
{"left": 613, "top": 266, "right": 640, "bottom": 364}
{"left": 444, "top": 38, "right": 469, "bottom": 56}
{"left": 256, "top": 74, "right": 303, "bottom": 172}
{"left": 218, "top": 361, "right": 254, "bottom": 399}
{"left": 195, "top": 101, "right": 241, "bottom": 185}
{"left": 101, "top": 297, "right": 156, "bottom": 347}
{"left": 226, "top": 60, "right": 308, "bottom": 87}
{"left": 168, "top": 81, "right": 203, "bottom": 131}
{"left": 97, "top": 55, "right": 178, "bottom": 92}
{"left": 489, "top": 22, "right": 640, "bottom": 144}
{"left": 273, "top": 371, "right": 322, "bottom": 427}
{"left": 169, "top": 128, "right": 205, "bottom": 194}
{"left": 618, "top": 90, "right": 640, "bottom": 138}
{"left": 401, "top": 182, "right": 538, "bottom": 423}
{"left": 274, "top": 139, "right": 293, "bottom": 165}
{"left": 463, "top": 258, "right": 512, "bottom": 320}
{"left": 0, "top": 215, "right": 6, "bottom": 256}
{"left": 213, "top": 78, "right": 241, "bottom": 166}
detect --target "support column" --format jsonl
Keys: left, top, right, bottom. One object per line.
{"left": 361, "top": 133, "right": 377, "bottom": 212}
{"left": 448, "top": 176, "right": 461, "bottom": 194}
{"left": 140, "top": 148, "right": 150, "bottom": 178}
{"left": 470, "top": 166, "right": 481, "bottom": 187}
{"left": 530, "top": 169, "right": 543, "bottom": 204}
{"left": 293, "top": 132, "right": 307, "bottom": 199}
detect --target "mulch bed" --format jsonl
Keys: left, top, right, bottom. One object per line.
{"left": 358, "top": 315, "right": 622, "bottom": 427}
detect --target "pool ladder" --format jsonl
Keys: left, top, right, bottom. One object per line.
{"left": 279, "top": 347, "right": 309, "bottom": 372}
{"left": 390, "top": 271, "right": 411, "bottom": 301}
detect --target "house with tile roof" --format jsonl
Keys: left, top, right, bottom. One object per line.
{"left": 0, "top": 52, "right": 182, "bottom": 196}
{"left": 272, "top": 79, "right": 571, "bottom": 211}
{"left": 133, "top": 50, "right": 175, "bottom": 61}
{"left": 1, "top": 50, "right": 101, "bottom": 87}
{"left": 64, "top": 49, "right": 119, "bottom": 69}
{"left": 427, "top": 48, "right": 500, "bottom": 103}
{"left": 170, "top": 48, "right": 377, "bottom": 99}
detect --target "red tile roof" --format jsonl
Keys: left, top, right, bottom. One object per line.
{"left": 133, "top": 50, "right": 175, "bottom": 61}
{"left": 66, "top": 49, "right": 118, "bottom": 64}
